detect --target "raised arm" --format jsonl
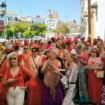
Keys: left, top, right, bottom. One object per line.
{"left": 91, "top": 65, "right": 103, "bottom": 70}
{"left": 21, "top": 66, "right": 35, "bottom": 80}
{"left": 41, "top": 60, "right": 48, "bottom": 73}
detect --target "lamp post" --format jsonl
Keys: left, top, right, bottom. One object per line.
{"left": 0, "top": 0, "right": 7, "bottom": 39}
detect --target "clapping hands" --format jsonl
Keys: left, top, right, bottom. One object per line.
{"left": 7, "top": 78, "right": 16, "bottom": 83}
{"left": 4, "top": 78, "right": 16, "bottom": 86}
{"left": 20, "top": 86, "right": 27, "bottom": 90}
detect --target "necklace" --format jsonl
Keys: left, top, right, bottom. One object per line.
{"left": 11, "top": 67, "right": 19, "bottom": 77}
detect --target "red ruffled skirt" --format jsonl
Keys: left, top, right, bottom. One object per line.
{"left": 26, "top": 79, "right": 44, "bottom": 105}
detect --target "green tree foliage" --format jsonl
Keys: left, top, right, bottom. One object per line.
{"left": 9, "top": 23, "right": 29, "bottom": 33}
{"left": 0, "top": 31, "right": 3, "bottom": 37}
{"left": 8, "top": 23, "right": 29, "bottom": 38}
{"left": 31, "top": 31, "right": 37, "bottom": 36}
{"left": 30, "top": 23, "right": 46, "bottom": 36}
{"left": 23, "top": 30, "right": 31, "bottom": 38}
{"left": 5, "top": 22, "right": 46, "bottom": 38}
{"left": 6, "top": 28, "right": 13, "bottom": 38}
{"left": 56, "top": 22, "right": 69, "bottom": 35}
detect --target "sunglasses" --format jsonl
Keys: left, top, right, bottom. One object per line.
{"left": 24, "top": 47, "right": 28, "bottom": 49}
{"left": 10, "top": 57, "right": 17, "bottom": 61}
{"left": 92, "top": 51, "right": 96, "bottom": 53}
{"left": 32, "top": 50, "right": 38, "bottom": 52}
{"left": 32, "top": 48, "right": 39, "bottom": 52}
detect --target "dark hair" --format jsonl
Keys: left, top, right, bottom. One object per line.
{"left": 60, "top": 42, "right": 66, "bottom": 49}
{"left": 93, "top": 39, "right": 98, "bottom": 45}
{"left": 47, "top": 41, "right": 52, "bottom": 45}
{"left": 81, "top": 37, "right": 85, "bottom": 41}
{"left": 66, "top": 42, "right": 71, "bottom": 46}
{"left": 51, "top": 37, "right": 56, "bottom": 43}
{"left": 44, "top": 50, "right": 49, "bottom": 55}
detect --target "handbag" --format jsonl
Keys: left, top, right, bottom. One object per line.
{"left": 96, "top": 70, "right": 105, "bottom": 78}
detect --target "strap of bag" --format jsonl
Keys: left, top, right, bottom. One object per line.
{"left": 32, "top": 56, "right": 39, "bottom": 71}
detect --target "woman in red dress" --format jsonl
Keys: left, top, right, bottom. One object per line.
{"left": 87, "top": 48, "right": 103, "bottom": 105}
{"left": 26, "top": 45, "right": 45, "bottom": 105}
{"left": 1, "top": 52, "right": 35, "bottom": 105}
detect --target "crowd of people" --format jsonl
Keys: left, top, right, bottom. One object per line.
{"left": 0, "top": 36, "right": 105, "bottom": 105}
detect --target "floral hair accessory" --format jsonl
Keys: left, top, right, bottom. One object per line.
{"left": 18, "top": 54, "right": 23, "bottom": 61}
{"left": 76, "top": 44, "right": 82, "bottom": 49}
{"left": 70, "top": 49, "right": 77, "bottom": 55}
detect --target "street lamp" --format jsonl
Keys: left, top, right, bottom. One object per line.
{"left": 0, "top": 0, "right": 7, "bottom": 39}
{"left": 0, "top": 2, "right": 6, "bottom": 15}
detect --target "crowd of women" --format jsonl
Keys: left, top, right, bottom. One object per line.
{"left": 0, "top": 36, "right": 105, "bottom": 105}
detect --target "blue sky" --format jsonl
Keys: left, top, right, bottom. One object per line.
{"left": 6, "top": 0, "right": 81, "bottom": 23}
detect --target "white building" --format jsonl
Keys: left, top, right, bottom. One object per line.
{"left": 0, "top": 11, "right": 18, "bottom": 24}
{"left": 18, "top": 16, "right": 32, "bottom": 23}
{"left": 93, "top": 0, "right": 105, "bottom": 40}
{"left": 33, "top": 15, "right": 45, "bottom": 24}
{"left": 19, "top": 16, "right": 45, "bottom": 24}
{"left": 80, "top": 0, "right": 105, "bottom": 40}
{"left": 80, "top": 0, "right": 88, "bottom": 38}
{"left": 67, "top": 20, "right": 81, "bottom": 35}
{"left": 45, "top": 10, "right": 60, "bottom": 32}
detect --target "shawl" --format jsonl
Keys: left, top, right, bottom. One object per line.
{"left": 44, "top": 66, "right": 60, "bottom": 100}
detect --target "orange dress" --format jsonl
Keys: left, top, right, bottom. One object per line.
{"left": 23, "top": 50, "right": 32, "bottom": 67}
